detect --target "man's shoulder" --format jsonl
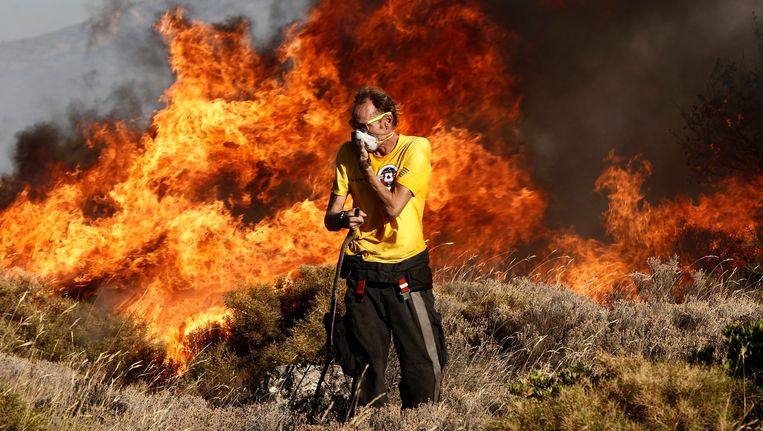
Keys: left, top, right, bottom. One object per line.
{"left": 336, "top": 140, "right": 355, "bottom": 160}
{"left": 399, "top": 134, "right": 431, "bottom": 153}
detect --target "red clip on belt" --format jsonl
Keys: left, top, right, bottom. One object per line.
{"left": 355, "top": 279, "right": 366, "bottom": 297}
{"left": 398, "top": 278, "right": 411, "bottom": 301}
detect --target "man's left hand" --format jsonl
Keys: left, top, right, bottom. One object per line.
{"left": 354, "top": 133, "right": 372, "bottom": 171}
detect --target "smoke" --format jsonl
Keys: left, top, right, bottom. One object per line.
{"left": 0, "top": 0, "right": 314, "bottom": 175}
{"left": 483, "top": 0, "right": 761, "bottom": 238}
{"left": 2, "top": 0, "right": 759, "bottom": 241}
{"left": 6, "top": 122, "right": 92, "bottom": 204}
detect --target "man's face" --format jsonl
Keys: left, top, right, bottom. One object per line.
{"left": 351, "top": 99, "right": 391, "bottom": 136}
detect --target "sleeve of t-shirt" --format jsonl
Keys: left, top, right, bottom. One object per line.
{"left": 395, "top": 137, "right": 431, "bottom": 197}
{"left": 332, "top": 143, "right": 351, "bottom": 196}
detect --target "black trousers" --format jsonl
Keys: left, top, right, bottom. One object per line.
{"left": 344, "top": 278, "right": 447, "bottom": 408}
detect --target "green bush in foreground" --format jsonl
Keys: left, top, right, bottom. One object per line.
{"left": 509, "top": 363, "right": 595, "bottom": 399}
{"left": 185, "top": 265, "right": 334, "bottom": 405}
{"left": 488, "top": 357, "right": 761, "bottom": 431}
{"left": 724, "top": 320, "right": 763, "bottom": 385}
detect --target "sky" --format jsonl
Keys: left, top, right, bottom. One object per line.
{"left": 0, "top": 0, "right": 94, "bottom": 42}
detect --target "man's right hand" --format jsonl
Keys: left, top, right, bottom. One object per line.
{"left": 325, "top": 195, "right": 367, "bottom": 231}
{"left": 339, "top": 208, "right": 366, "bottom": 229}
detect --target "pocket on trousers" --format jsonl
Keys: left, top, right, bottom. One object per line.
{"left": 432, "top": 310, "right": 448, "bottom": 368}
{"left": 324, "top": 312, "right": 363, "bottom": 377}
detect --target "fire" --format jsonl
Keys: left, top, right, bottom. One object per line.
{"left": 0, "top": 0, "right": 759, "bottom": 363}
{"left": 0, "top": 1, "right": 546, "bottom": 361}
{"left": 552, "top": 152, "right": 762, "bottom": 299}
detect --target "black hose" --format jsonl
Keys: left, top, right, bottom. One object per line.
{"left": 310, "top": 222, "right": 356, "bottom": 419}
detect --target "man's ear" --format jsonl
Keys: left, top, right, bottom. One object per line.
{"left": 384, "top": 114, "right": 393, "bottom": 130}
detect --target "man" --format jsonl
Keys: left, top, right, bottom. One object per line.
{"left": 324, "top": 87, "right": 447, "bottom": 409}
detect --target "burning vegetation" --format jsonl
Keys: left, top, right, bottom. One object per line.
{"left": 0, "top": 0, "right": 760, "bottom": 367}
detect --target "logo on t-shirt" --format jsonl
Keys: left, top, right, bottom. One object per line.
{"left": 377, "top": 164, "right": 398, "bottom": 190}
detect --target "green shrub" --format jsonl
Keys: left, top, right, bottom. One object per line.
{"left": 184, "top": 343, "right": 252, "bottom": 407}
{"left": 225, "top": 284, "right": 284, "bottom": 357}
{"left": 185, "top": 265, "right": 334, "bottom": 402}
{"left": 223, "top": 265, "right": 333, "bottom": 364}
{"left": 723, "top": 320, "right": 763, "bottom": 385}
{"left": 264, "top": 265, "right": 337, "bottom": 366}
{"left": 489, "top": 357, "right": 758, "bottom": 430}
{"left": 688, "top": 345, "right": 716, "bottom": 366}
{"left": 509, "top": 363, "right": 594, "bottom": 399}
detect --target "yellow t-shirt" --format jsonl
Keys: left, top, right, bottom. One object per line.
{"left": 332, "top": 134, "right": 431, "bottom": 263}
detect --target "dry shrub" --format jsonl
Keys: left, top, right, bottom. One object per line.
{"left": 602, "top": 296, "right": 759, "bottom": 363}
{"left": 438, "top": 258, "right": 763, "bottom": 375}
{"left": 632, "top": 255, "right": 762, "bottom": 303}
{"left": 499, "top": 278, "right": 606, "bottom": 372}
{"left": 0, "top": 274, "right": 172, "bottom": 385}
{"left": 184, "top": 265, "right": 337, "bottom": 404}
{"left": 488, "top": 356, "right": 759, "bottom": 430}
{"left": 0, "top": 382, "right": 45, "bottom": 431}
{"left": 631, "top": 256, "right": 682, "bottom": 302}
{"left": 1, "top": 258, "right": 761, "bottom": 430}
{"left": 442, "top": 277, "right": 606, "bottom": 372}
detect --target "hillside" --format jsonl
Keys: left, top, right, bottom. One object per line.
{"left": 0, "top": 1, "right": 761, "bottom": 429}
{"left": 1, "top": 261, "right": 761, "bottom": 430}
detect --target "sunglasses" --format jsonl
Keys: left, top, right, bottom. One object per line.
{"left": 349, "top": 111, "right": 391, "bottom": 132}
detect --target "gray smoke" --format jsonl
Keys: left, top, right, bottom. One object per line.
{"left": 0, "top": 0, "right": 313, "bottom": 174}
{"left": 485, "top": 0, "right": 761, "bottom": 237}
{"left": 1, "top": 0, "right": 759, "bottom": 240}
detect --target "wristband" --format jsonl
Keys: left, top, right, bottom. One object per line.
{"left": 337, "top": 211, "right": 349, "bottom": 228}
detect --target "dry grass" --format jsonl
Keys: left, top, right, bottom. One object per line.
{"left": 443, "top": 257, "right": 763, "bottom": 376}
{"left": 0, "top": 274, "right": 172, "bottom": 386}
{"left": 0, "top": 311, "right": 512, "bottom": 430}
{"left": 0, "top": 351, "right": 309, "bottom": 430}
{"left": 0, "top": 257, "right": 761, "bottom": 430}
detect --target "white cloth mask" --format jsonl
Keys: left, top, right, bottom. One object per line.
{"left": 354, "top": 130, "right": 379, "bottom": 152}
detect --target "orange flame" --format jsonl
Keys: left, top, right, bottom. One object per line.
{"left": 551, "top": 152, "right": 762, "bottom": 299}
{"left": 1, "top": 0, "right": 759, "bottom": 362}
{"left": 0, "top": 2, "right": 546, "bottom": 361}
